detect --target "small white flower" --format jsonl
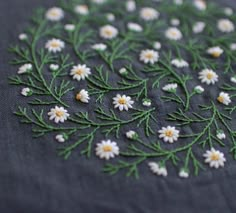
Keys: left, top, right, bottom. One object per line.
{"left": 140, "top": 49, "right": 159, "bottom": 64}
{"left": 224, "top": 7, "right": 233, "bottom": 16}
{"left": 21, "top": 87, "right": 32, "bottom": 96}
{"left": 198, "top": 69, "right": 218, "bottom": 85}
{"left": 106, "top": 13, "right": 115, "bottom": 22}
{"left": 126, "top": 0, "right": 136, "bottom": 12}
{"left": 48, "top": 106, "right": 70, "bottom": 123}
{"left": 148, "top": 162, "right": 168, "bottom": 177}
{"left": 92, "top": 0, "right": 106, "bottom": 4}
{"left": 207, "top": 46, "right": 224, "bottom": 58}
{"left": 46, "top": 7, "right": 64, "bottom": 21}
{"left": 217, "top": 19, "right": 234, "bottom": 33}
{"left": 127, "top": 22, "right": 143, "bottom": 32}
{"left": 153, "top": 41, "right": 161, "bottom": 50}
{"left": 193, "top": 0, "right": 207, "bottom": 11}
{"left": 203, "top": 148, "right": 226, "bottom": 169}
{"left": 230, "top": 43, "right": 236, "bottom": 51}
{"left": 45, "top": 38, "right": 65, "bottom": 53}
{"left": 100, "top": 25, "right": 118, "bottom": 39}
{"left": 230, "top": 75, "right": 236, "bottom": 83}
{"left": 194, "top": 85, "right": 204, "bottom": 94}
{"left": 113, "top": 94, "right": 134, "bottom": 111}
{"left": 19, "top": 33, "right": 27, "bottom": 40}
{"left": 55, "top": 134, "right": 66, "bottom": 143}
{"left": 96, "top": 140, "right": 119, "bottom": 160}
{"left": 174, "top": 0, "right": 183, "bottom": 5}
{"left": 74, "top": 5, "right": 89, "bottom": 15}
{"left": 171, "top": 58, "right": 189, "bottom": 68}
{"left": 142, "top": 98, "right": 152, "bottom": 107}
{"left": 193, "top": 22, "right": 205, "bottom": 33}
{"left": 170, "top": 18, "right": 180, "bottom": 26}
{"left": 217, "top": 92, "right": 231, "bottom": 105}
{"left": 216, "top": 130, "right": 226, "bottom": 140}
{"left": 64, "top": 24, "right": 75, "bottom": 31}
{"left": 162, "top": 83, "right": 178, "bottom": 93}
{"left": 92, "top": 43, "right": 107, "bottom": 51}
{"left": 18, "top": 63, "right": 32, "bottom": 74}
{"left": 119, "top": 67, "right": 128, "bottom": 76}
{"left": 179, "top": 169, "right": 189, "bottom": 178}
{"left": 75, "top": 89, "right": 90, "bottom": 103}
{"left": 158, "top": 126, "right": 180, "bottom": 143}
{"left": 49, "top": 64, "right": 59, "bottom": 71}
{"left": 70, "top": 64, "right": 91, "bottom": 81}
{"left": 165, "top": 27, "right": 182, "bottom": 40}
{"left": 140, "top": 7, "right": 159, "bottom": 21}
{"left": 126, "top": 130, "right": 138, "bottom": 140}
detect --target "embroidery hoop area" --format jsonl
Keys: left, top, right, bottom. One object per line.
{"left": 9, "top": 0, "right": 236, "bottom": 178}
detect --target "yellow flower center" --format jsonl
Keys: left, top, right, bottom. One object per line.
{"left": 210, "top": 153, "right": 220, "bottom": 161}
{"left": 76, "top": 93, "right": 82, "bottom": 101}
{"left": 50, "top": 41, "right": 60, "bottom": 48}
{"left": 50, "top": 11, "right": 59, "bottom": 17}
{"left": 217, "top": 96, "right": 224, "bottom": 103}
{"left": 118, "top": 98, "right": 127, "bottom": 105}
{"left": 103, "top": 145, "right": 113, "bottom": 152}
{"left": 165, "top": 130, "right": 173, "bottom": 137}
{"left": 145, "top": 53, "right": 154, "bottom": 59}
{"left": 55, "top": 111, "right": 64, "bottom": 117}
{"left": 211, "top": 51, "right": 221, "bottom": 58}
{"left": 171, "top": 31, "right": 177, "bottom": 36}
{"left": 104, "top": 29, "right": 113, "bottom": 36}
{"left": 76, "top": 69, "right": 84, "bottom": 75}
{"left": 206, "top": 73, "right": 214, "bottom": 79}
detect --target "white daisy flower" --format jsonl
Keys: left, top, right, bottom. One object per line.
{"left": 21, "top": 87, "right": 32, "bottom": 96}
{"left": 126, "top": 0, "right": 136, "bottom": 12}
{"left": 230, "top": 43, "right": 236, "bottom": 51}
{"left": 74, "top": 5, "right": 89, "bottom": 15}
{"left": 49, "top": 64, "right": 59, "bottom": 71}
{"left": 92, "top": 0, "right": 106, "bottom": 4}
{"left": 174, "top": 0, "right": 183, "bottom": 5}
{"left": 224, "top": 7, "right": 233, "bottom": 16}
{"left": 198, "top": 69, "right": 218, "bottom": 85}
{"left": 106, "top": 13, "right": 115, "bottom": 22}
{"left": 126, "top": 130, "right": 138, "bottom": 140}
{"left": 153, "top": 41, "right": 161, "bottom": 50}
{"left": 230, "top": 75, "right": 236, "bottom": 83}
{"left": 170, "top": 18, "right": 180, "bottom": 26}
{"left": 193, "top": 21, "right": 205, "bottom": 33}
{"left": 193, "top": 0, "right": 207, "bottom": 11}
{"left": 140, "top": 7, "right": 159, "bottom": 21}
{"left": 127, "top": 22, "right": 143, "bottom": 32}
{"left": 75, "top": 89, "right": 90, "bottom": 103}
{"left": 142, "top": 98, "right": 152, "bottom": 107}
{"left": 45, "top": 7, "right": 64, "bottom": 21}
{"left": 119, "top": 67, "right": 128, "bottom": 76}
{"left": 64, "top": 24, "right": 75, "bottom": 31}
{"left": 165, "top": 27, "right": 182, "bottom": 40}
{"left": 217, "top": 19, "right": 234, "bottom": 33}
{"left": 194, "top": 85, "right": 204, "bottom": 94}
{"left": 55, "top": 134, "right": 66, "bottom": 143}
{"left": 148, "top": 162, "right": 168, "bottom": 177}
{"left": 92, "top": 43, "right": 107, "bottom": 51}
{"left": 179, "top": 169, "right": 189, "bottom": 178}
{"left": 100, "top": 25, "right": 118, "bottom": 39}
{"left": 217, "top": 92, "right": 231, "bottom": 105}
{"left": 216, "top": 130, "right": 226, "bottom": 140}
{"left": 158, "top": 126, "right": 180, "bottom": 143}
{"left": 140, "top": 49, "right": 159, "bottom": 64}
{"left": 19, "top": 33, "right": 27, "bottom": 41}
{"left": 113, "top": 94, "right": 134, "bottom": 111}
{"left": 95, "top": 140, "right": 119, "bottom": 160}
{"left": 203, "top": 148, "right": 226, "bottom": 168}
{"left": 70, "top": 64, "right": 91, "bottom": 81}
{"left": 207, "top": 46, "right": 224, "bottom": 58}
{"left": 18, "top": 63, "right": 32, "bottom": 74}
{"left": 162, "top": 83, "right": 178, "bottom": 93}
{"left": 48, "top": 106, "right": 70, "bottom": 123}
{"left": 171, "top": 58, "right": 189, "bottom": 68}
{"left": 45, "top": 38, "right": 65, "bottom": 53}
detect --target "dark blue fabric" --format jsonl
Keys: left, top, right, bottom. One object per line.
{"left": 0, "top": 0, "right": 236, "bottom": 212}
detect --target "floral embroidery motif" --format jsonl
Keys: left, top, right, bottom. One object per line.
{"left": 9, "top": 0, "right": 236, "bottom": 179}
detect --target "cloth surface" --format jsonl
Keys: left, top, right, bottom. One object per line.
{"left": 0, "top": 0, "right": 236, "bottom": 212}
